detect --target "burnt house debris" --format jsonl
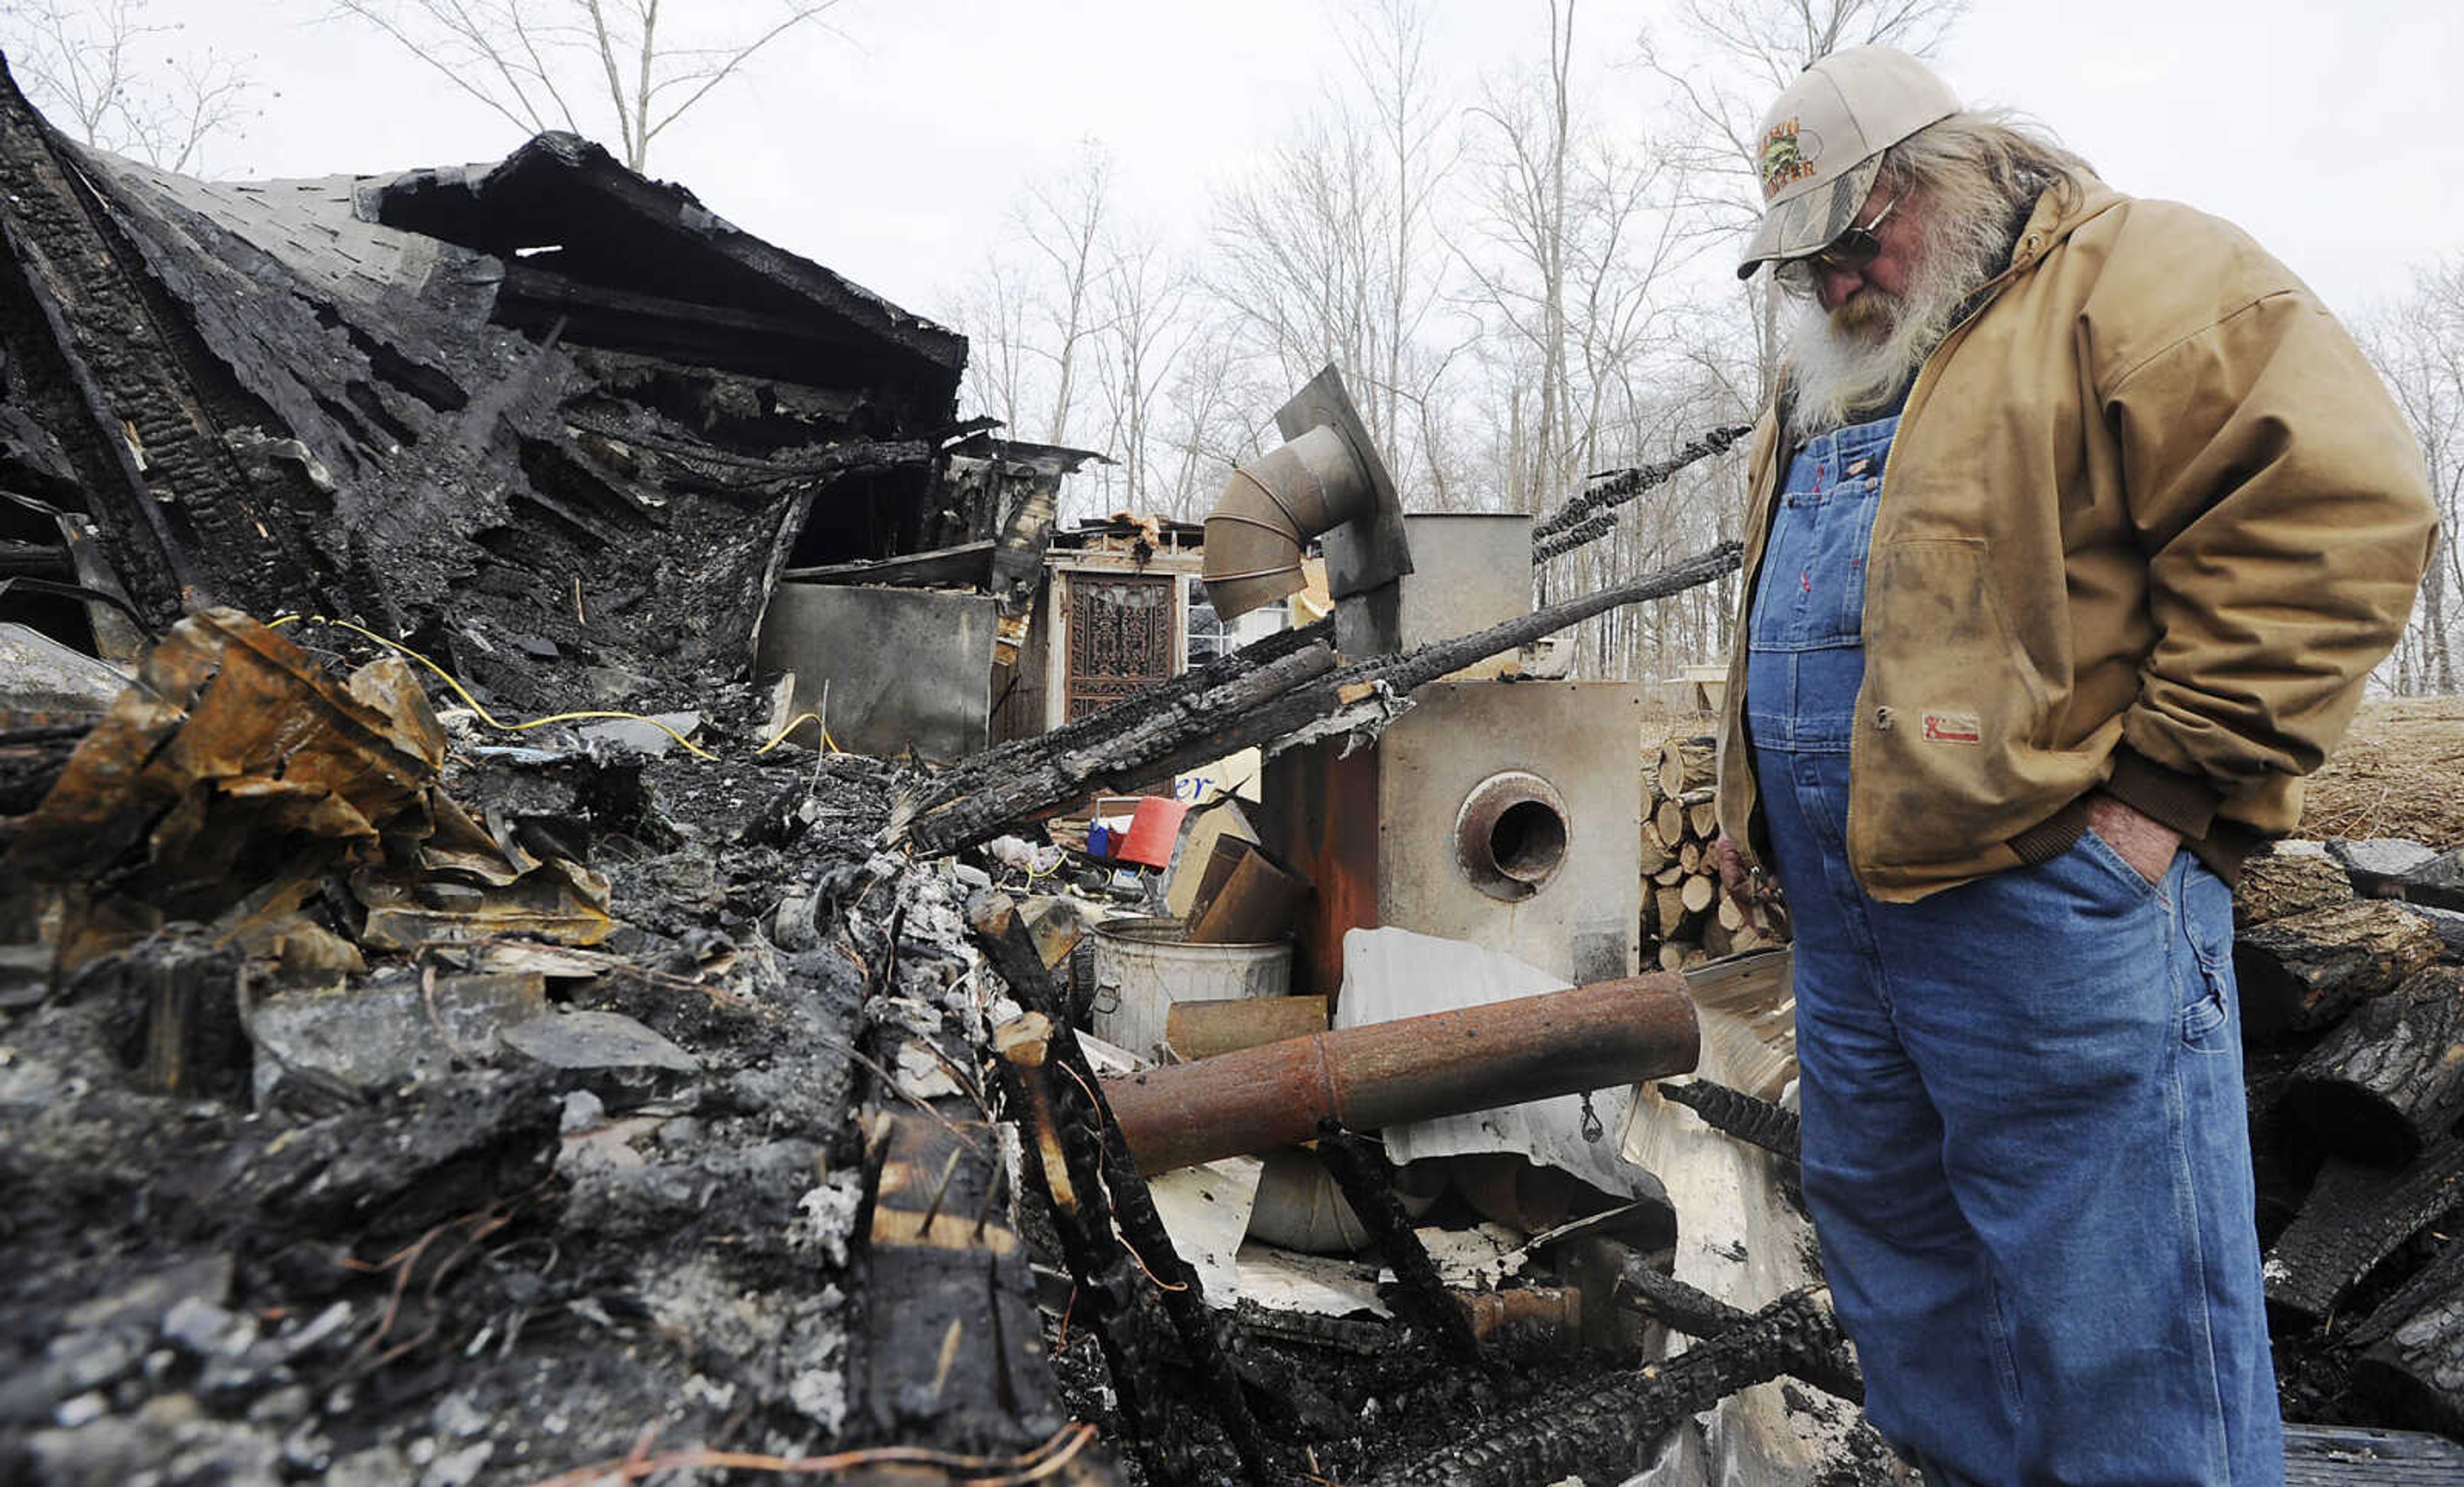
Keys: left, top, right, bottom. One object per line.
{"left": 8, "top": 49, "right": 2464, "bottom": 1487}
{"left": 0, "top": 49, "right": 997, "bottom": 712}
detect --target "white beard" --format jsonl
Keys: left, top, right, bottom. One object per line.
{"left": 1781, "top": 207, "right": 2014, "bottom": 436}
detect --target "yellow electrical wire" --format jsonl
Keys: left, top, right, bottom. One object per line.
{"left": 271, "top": 613, "right": 721, "bottom": 761}
{"left": 755, "top": 711, "right": 842, "bottom": 756}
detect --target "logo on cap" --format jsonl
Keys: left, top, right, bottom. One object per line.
{"left": 1759, "top": 117, "right": 1821, "bottom": 200}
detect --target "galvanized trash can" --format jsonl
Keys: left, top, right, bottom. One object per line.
{"left": 1086, "top": 915, "right": 1291, "bottom": 1064}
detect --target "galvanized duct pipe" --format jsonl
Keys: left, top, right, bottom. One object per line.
{"left": 1201, "top": 423, "right": 1376, "bottom": 622}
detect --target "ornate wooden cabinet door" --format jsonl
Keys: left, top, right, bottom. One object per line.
{"left": 1065, "top": 573, "right": 1177, "bottom": 720}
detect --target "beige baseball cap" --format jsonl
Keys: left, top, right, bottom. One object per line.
{"left": 1736, "top": 46, "right": 1960, "bottom": 280}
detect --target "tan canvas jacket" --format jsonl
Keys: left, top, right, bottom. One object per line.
{"left": 1715, "top": 176, "right": 2438, "bottom": 902}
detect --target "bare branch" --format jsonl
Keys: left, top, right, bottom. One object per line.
{"left": 329, "top": 0, "right": 843, "bottom": 172}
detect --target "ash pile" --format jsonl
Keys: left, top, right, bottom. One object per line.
{"left": 0, "top": 44, "right": 1087, "bottom": 1484}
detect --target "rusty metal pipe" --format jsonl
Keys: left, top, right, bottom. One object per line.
{"left": 1103, "top": 974, "right": 1698, "bottom": 1174}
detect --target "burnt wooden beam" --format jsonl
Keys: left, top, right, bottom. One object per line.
{"left": 1315, "top": 1121, "right": 1485, "bottom": 1365}
{"left": 1374, "top": 1287, "right": 1853, "bottom": 1487}
{"left": 907, "top": 645, "right": 1342, "bottom": 857}
{"left": 855, "top": 1103, "right": 1094, "bottom": 1466}
{"left": 968, "top": 892, "right": 1276, "bottom": 1485}
{"left": 782, "top": 540, "right": 996, "bottom": 588}
{"left": 1532, "top": 425, "right": 1754, "bottom": 556}
{"left": 496, "top": 261, "right": 899, "bottom": 384}
{"left": 1613, "top": 1258, "right": 1862, "bottom": 1402}
{"left": 902, "top": 543, "right": 1741, "bottom": 858}
{"left": 927, "top": 618, "right": 1333, "bottom": 803}
{"left": 991, "top": 1012, "right": 1169, "bottom": 1459}
{"left": 1655, "top": 1080, "right": 1801, "bottom": 1161}
{"left": 844, "top": 898, "right": 1111, "bottom": 1479}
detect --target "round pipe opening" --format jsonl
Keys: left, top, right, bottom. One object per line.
{"left": 1455, "top": 770, "right": 1571, "bottom": 901}
{"left": 1489, "top": 799, "right": 1568, "bottom": 883}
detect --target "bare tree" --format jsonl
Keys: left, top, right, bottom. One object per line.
{"left": 1015, "top": 144, "right": 1115, "bottom": 448}
{"left": 955, "top": 254, "right": 1035, "bottom": 443}
{"left": 1156, "top": 314, "right": 1274, "bottom": 523}
{"left": 1462, "top": 5, "right": 1679, "bottom": 504}
{"left": 2364, "top": 258, "right": 2464, "bottom": 695}
{"left": 1210, "top": 0, "right": 1462, "bottom": 503}
{"left": 1093, "top": 235, "right": 1199, "bottom": 515}
{"left": 1461, "top": 0, "right": 1689, "bottom": 676}
{"left": 331, "top": 0, "right": 841, "bottom": 173}
{"left": 3, "top": 0, "right": 254, "bottom": 172}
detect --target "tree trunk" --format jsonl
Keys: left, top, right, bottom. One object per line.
{"left": 2352, "top": 1239, "right": 2464, "bottom": 1440}
{"left": 2232, "top": 849, "right": 2356, "bottom": 929}
{"left": 2284, "top": 967, "right": 2464, "bottom": 1167}
{"left": 2234, "top": 900, "right": 2445, "bottom": 1038}
{"left": 2262, "top": 1137, "right": 2464, "bottom": 1323}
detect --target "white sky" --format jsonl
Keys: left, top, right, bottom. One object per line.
{"left": 78, "top": 1, "right": 2464, "bottom": 325}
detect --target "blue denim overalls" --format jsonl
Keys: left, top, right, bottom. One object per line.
{"left": 1744, "top": 414, "right": 2282, "bottom": 1486}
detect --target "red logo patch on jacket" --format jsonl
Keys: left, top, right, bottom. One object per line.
{"left": 1921, "top": 710, "right": 1981, "bottom": 745}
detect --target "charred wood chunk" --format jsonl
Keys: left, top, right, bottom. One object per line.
{"left": 855, "top": 1107, "right": 1075, "bottom": 1454}
{"left": 1314, "top": 1121, "right": 1484, "bottom": 1364}
{"left": 1613, "top": 1257, "right": 1861, "bottom": 1402}
{"left": 2282, "top": 967, "right": 2464, "bottom": 1168}
{"left": 2263, "top": 1137, "right": 2464, "bottom": 1324}
{"left": 2349, "top": 1236, "right": 2464, "bottom": 1352}
{"left": 72, "top": 937, "right": 250, "bottom": 1103}
{"left": 2398, "top": 847, "right": 2464, "bottom": 914}
{"left": 2399, "top": 902, "right": 2464, "bottom": 960}
{"left": 2356, "top": 1277, "right": 2464, "bottom": 1440}
{"left": 1375, "top": 1287, "right": 1849, "bottom": 1487}
{"left": 2347, "top": 1242, "right": 2464, "bottom": 1448}
{"left": 2234, "top": 849, "right": 2357, "bottom": 929}
{"left": 214, "top": 1069, "right": 560, "bottom": 1246}
{"left": 1656, "top": 1079, "right": 1801, "bottom": 1160}
{"left": 2236, "top": 900, "right": 2445, "bottom": 1039}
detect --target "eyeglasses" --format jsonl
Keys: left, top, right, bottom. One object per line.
{"left": 1816, "top": 194, "right": 1901, "bottom": 269}
{"left": 1774, "top": 195, "right": 1900, "bottom": 293}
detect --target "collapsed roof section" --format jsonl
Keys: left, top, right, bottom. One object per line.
{"left": 0, "top": 57, "right": 981, "bottom": 710}
{"left": 370, "top": 131, "right": 964, "bottom": 412}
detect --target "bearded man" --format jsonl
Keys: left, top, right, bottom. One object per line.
{"left": 1712, "top": 46, "right": 2436, "bottom": 1487}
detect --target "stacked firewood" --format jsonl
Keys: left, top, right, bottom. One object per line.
{"left": 1639, "top": 734, "right": 1781, "bottom": 971}
{"left": 2233, "top": 838, "right": 2464, "bottom": 1438}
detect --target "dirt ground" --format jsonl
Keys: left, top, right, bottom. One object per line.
{"left": 2299, "top": 696, "right": 2464, "bottom": 847}
{"left": 1654, "top": 696, "right": 2464, "bottom": 851}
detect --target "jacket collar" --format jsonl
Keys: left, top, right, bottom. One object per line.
{"left": 1991, "top": 171, "right": 2126, "bottom": 285}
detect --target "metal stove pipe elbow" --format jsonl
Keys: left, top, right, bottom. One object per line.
{"left": 1201, "top": 423, "right": 1374, "bottom": 622}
